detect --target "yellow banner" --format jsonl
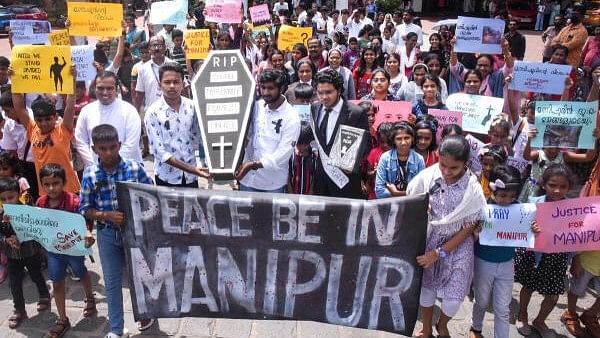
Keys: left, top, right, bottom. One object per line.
{"left": 48, "top": 29, "right": 70, "bottom": 46}
{"left": 11, "top": 45, "right": 74, "bottom": 95}
{"left": 277, "top": 25, "right": 312, "bottom": 51}
{"left": 67, "top": 2, "right": 123, "bottom": 37}
{"left": 184, "top": 29, "right": 211, "bottom": 60}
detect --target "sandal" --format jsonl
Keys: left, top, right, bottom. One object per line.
{"left": 561, "top": 310, "right": 586, "bottom": 337}
{"left": 83, "top": 296, "right": 97, "bottom": 317}
{"left": 8, "top": 311, "right": 27, "bottom": 329}
{"left": 469, "top": 327, "right": 484, "bottom": 338}
{"left": 37, "top": 296, "right": 51, "bottom": 312}
{"left": 47, "top": 318, "right": 71, "bottom": 338}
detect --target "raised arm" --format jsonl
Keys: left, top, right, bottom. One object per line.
{"left": 61, "top": 66, "right": 77, "bottom": 132}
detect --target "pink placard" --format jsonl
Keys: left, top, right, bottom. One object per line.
{"left": 428, "top": 109, "right": 462, "bottom": 143}
{"left": 249, "top": 4, "right": 271, "bottom": 26}
{"left": 534, "top": 196, "right": 600, "bottom": 253}
{"left": 350, "top": 100, "right": 411, "bottom": 130}
{"left": 205, "top": 0, "right": 242, "bottom": 24}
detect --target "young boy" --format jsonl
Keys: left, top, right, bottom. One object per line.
{"left": 79, "top": 124, "right": 154, "bottom": 338}
{"left": 288, "top": 122, "right": 316, "bottom": 194}
{"left": 0, "top": 177, "right": 50, "bottom": 329}
{"left": 37, "top": 163, "right": 96, "bottom": 338}
{"left": 167, "top": 29, "right": 187, "bottom": 77}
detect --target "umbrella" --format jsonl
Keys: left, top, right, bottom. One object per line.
{"left": 431, "top": 18, "right": 457, "bottom": 31}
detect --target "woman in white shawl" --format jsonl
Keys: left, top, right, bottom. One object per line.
{"left": 407, "top": 135, "right": 487, "bottom": 338}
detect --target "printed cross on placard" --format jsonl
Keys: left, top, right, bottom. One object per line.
{"left": 481, "top": 105, "right": 494, "bottom": 126}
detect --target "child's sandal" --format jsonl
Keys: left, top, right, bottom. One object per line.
{"left": 47, "top": 318, "right": 71, "bottom": 338}
{"left": 83, "top": 296, "right": 97, "bottom": 317}
{"left": 37, "top": 296, "right": 51, "bottom": 312}
{"left": 8, "top": 311, "right": 27, "bottom": 329}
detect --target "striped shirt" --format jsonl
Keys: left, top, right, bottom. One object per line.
{"left": 288, "top": 152, "right": 317, "bottom": 195}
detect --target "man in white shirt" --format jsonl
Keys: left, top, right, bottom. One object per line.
{"left": 75, "top": 71, "right": 142, "bottom": 168}
{"left": 145, "top": 62, "right": 209, "bottom": 187}
{"left": 235, "top": 69, "right": 300, "bottom": 193}
{"left": 272, "top": 0, "right": 289, "bottom": 15}
{"left": 156, "top": 24, "right": 175, "bottom": 51}
{"left": 346, "top": 9, "right": 366, "bottom": 39}
{"left": 392, "top": 9, "right": 423, "bottom": 48}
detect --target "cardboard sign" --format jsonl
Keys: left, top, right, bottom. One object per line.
{"left": 350, "top": 100, "right": 412, "bottom": 130}
{"left": 278, "top": 25, "right": 313, "bottom": 51}
{"left": 205, "top": 0, "right": 242, "bottom": 24}
{"left": 249, "top": 4, "right": 271, "bottom": 27}
{"left": 445, "top": 93, "right": 504, "bottom": 134}
{"left": 9, "top": 20, "right": 51, "bottom": 45}
{"left": 191, "top": 51, "right": 255, "bottom": 178}
{"left": 480, "top": 203, "right": 536, "bottom": 248}
{"left": 67, "top": 2, "right": 123, "bottom": 37}
{"left": 510, "top": 61, "right": 572, "bottom": 95}
{"left": 11, "top": 45, "right": 74, "bottom": 94}
{"left": 293, "top": 104, "right": 311, "bottom": 123}
{"left": 534, "top": 196, "right": 600, "bottom": 253}
{"left": 330, "top": 124, "right": 369, "bottom": 173}
{"left": 532, "top": 100, "right": 598, "bottom": 149}
{"left": 71, "top": 45, "right": 96, "bottom": 81}
{"left": 454, "top": 16, "right": 505, "bottom": 54}
{"left": 427, "top": 109, "right": 462, "bottom": 143}
{"left": 117, "top": 182, "right": 429, "bottom": 336}
{"left": 49, "top": 29, "right": 70, "bottom": 46}
{"left": 184, "top": 29, "right": 211, "bottom": 59}
{"left": 3, "top": 204, "right": 92, "bottom": 257}
{"left": 465, "top": 134, "right": 484, "bottom": 173}
{"left": 149, "top": 0, "right": 188, "bottom": 26}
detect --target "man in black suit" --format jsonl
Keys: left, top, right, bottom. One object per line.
{"left": 311, "top": 69, "right": 370, "bottom": 199}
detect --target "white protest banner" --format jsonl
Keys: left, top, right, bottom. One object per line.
{"left": 9, "top": 20, "right": 51, "bottom": 45}
{"left": 532, "top": 100, "right": 599, "bottom": 149}
{"left": 445, "top": 93, "right": 504, "bottom": 134}
{"left": 71, "top": 45, "right": 95, "bottom": 81}
{"left": 510, "top": 61, "right": 572, "bottom": 95}
{"left": 465, "top": 134, "right": 484, "bottom": 173}
{"left": 149, "top": 0, "right": 188, "bottom": 26}
{"left": 3, "top": 204, "right": 92, "bottom": 256}
{"left": 454, "top": 16, "right": 505, "bottom": 54}
{"left": 480, "top": 203, "right": 536, "bottom": 248}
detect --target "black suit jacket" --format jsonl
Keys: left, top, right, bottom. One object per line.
{"left": 311, "top": 99, "right": 370, "bottom": 199}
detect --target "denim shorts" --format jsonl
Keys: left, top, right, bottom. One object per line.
{"left": 47, "top": 251, "right": 88, "bottom": 282}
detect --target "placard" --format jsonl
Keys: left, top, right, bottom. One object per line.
{"left": 427, "top": 109, "right": 462, "bottom": 143}
{"left": 293, "top": 104, "right": 311, "bottom": 122}
{"left": 329, "top": 124, "right": 369, "bottom": 173}
{"left": 117, "top": 182, "right": 429, "bottom": 336}
{"left": 445, "top": 93, "right": 504, "bottom": 134}
{"left": 350, "top": 100, "right": 412, "bottom": 130}
{"left": 71, "top": 45, "right": 96, "bottom": 81}
{"left": 184, "top": 29, "right": 211, "bottom": 59}
{"left": 480, "top": 203, "right": 536, "bottom": 248}
{"left": 454, "top": 16, "right": 505, "bottom": 54}
{"left": 531, "top": 100, "right": 598, "bottom": 149}
{"left": 205, "top": 0, "right": 242, "bottom": 24}
{"left": 67, "top": 2, "right": 123, "bottom": 37}
{"left": 278, "top": 25, "right": 313, "bottom": 51}
{"left": 9, "top": 20, "right": 51, "bottom": 45}
{"left": 510, "top": 61, "right": 572, "bottom": 95}
{"left": 3, "top": 204, "right": 92, "bottom": 257}
{"left": 11, "top": 45, "right": 74, "bottom": 94}
{"left": 465, "top": 134, "right": 484, "bottom": 173}
{"left": 49, "top": 29, "right": 70, "bottom": 46}
{"left": 534, "top": 196, "right": 600, "bottom": 253}
{"left": 249, "top": 4, "right": 271, "bottom": 27}
{"left": 149, "top": 0, "right": 188, "bottom": 26}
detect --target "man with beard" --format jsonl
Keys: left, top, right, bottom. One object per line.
{"left": 392, "top": 9, "right": 423, "bottom": 48}
{"left": 235, "top": 69, "right": 300, "bottom": 192}
{"left": 542, "top": 14, "right": 564, "bottom": 62}
{"left": 302, "top": 38, "right": 327, "bottom": 70}
{"left": 552, "top": 4, "right": 588, "bottom": 69}
{"left": 504, "top": 20, "right": 526, "bottom": 60}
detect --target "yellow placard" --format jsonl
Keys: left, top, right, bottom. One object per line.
{"left": 11, "top": 45, "right": 74, "bottom": 95}
{"left": 48, "top": 29, "right": 70, "bottom": 46}
{"left": 277, "top": 25, "right": 312, "bottom": 51}
{"left": 67, "top": 2, "right": 123, "bottom": 37}
{"left": 184, "top": 29, "right": 211, "bottom": 60}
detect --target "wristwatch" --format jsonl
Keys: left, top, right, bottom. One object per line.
{"left": 436, "top": 246, "right": 448, "bottom": 259}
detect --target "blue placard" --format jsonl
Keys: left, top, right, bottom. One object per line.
{"left": 454, "top": 16, "right": 505, "bottom": 54}
{"left": 510, "top": 61, "right": 572, "bottom": 95}
{"left": 532, "top": 100, "right": 599, "bottom": 149}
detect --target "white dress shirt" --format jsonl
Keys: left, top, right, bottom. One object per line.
{"left": 75, "top": 99, "right": 142, "bottom": 167}
{"left": 392, "top": 22, "right": 423, "bottom": 47}
{"left": 347, "top": 20, "right": 365, "bottom": 39}
{"left": 318, "top": 98, "right": 343, "bottom": 144}
{"left": 0, "top": 110, "right": 34, "bottom": 162}
{"left": 240, "top": 98, "right": 301, "bottom": 190}
{"left": 135, "top": 57, "right": 173, "bottom": 108}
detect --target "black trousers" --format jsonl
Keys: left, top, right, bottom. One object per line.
{"left": 21, "top": 161, "right": 39, "bottom": 203}
{"left": 155, "top": 175, "right": 198, "bottom": 188}
{"left": 8, "top": 254, "right": 50, "bottom": 312}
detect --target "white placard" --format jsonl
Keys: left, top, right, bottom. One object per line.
{"left": 206, "top": 102, "right": 240, "bottom": 116}
{"left": 71, "top": 45, "right": 96, "bottom": 81}
{"left": 205, "top": 85, "right": 243, "bottom": 99}
{"left": 210, "top": 71, "right": 238, "bottom": 83}
{"left": 207, "top": 119, "right": 239, "bottom": 133}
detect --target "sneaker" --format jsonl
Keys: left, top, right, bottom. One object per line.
{"left": 104, "top": 328, "right": 129, "bottom": 338}
{"left": 516, "top": 321, "right": 533, "bottom": 336}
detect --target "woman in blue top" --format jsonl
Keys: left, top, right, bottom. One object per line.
{"left": 375, "top": 122, "right": 425, "bottom": 198}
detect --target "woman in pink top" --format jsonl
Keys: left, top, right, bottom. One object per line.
{"left": 581, "top": 26, "right": 600, "bottom": 72}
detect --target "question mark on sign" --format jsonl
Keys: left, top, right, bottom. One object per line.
{"left": 301, "top": 32, "right": 309, "bottom": 46}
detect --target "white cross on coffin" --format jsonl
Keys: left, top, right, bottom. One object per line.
{"left": 211, "top": 135, "right": 233, "bottom": 168}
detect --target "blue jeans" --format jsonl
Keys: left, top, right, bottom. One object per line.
{"left": 535, "top": 12, "right": 544, "bottom": 30}
{"left": 97, "top": 228, "right": 125, "bottom": 335}
{"left": 240, "top": 184, "right": 286, "bottom": 193}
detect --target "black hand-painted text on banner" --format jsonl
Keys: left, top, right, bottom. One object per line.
{"left": 117, "top": 182, "right": 428, "bottom": 336}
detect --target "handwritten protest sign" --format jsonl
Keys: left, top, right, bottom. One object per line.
{"left": 293, "top": 104, "right": 311, "bottom": 122}
{"left": 184, "top": 29, "right": 211, "bottom": 59}
{"left": 49, "top": 29, "right": 70, "bottom": 46}
{"left": 67, "top": 2, "right": 123, "bottom": 37}
{"left": 3, "top": 204, "right": 92, "bottom": 257}
{"left": 534, "top": 196, "right": 600, "bottom": 253}
{"left": 480, "top": 203, "right": 536, "bottom": 248}
{"left": 9, "top": 20, "right": 50, "bottom": 45}
{"left": 250, "top": 4, "right": 271, "bottom": 27}
{"left": 510, "top": 61, "right": 572, "bottom": 95}
{"left": 205, "top": 0, "right": 242, "bottom": 24}
{"left": 428, "top": 109, "right": 462, "bottom": 143}
{"left": 506, "top": 156, "right": 529, "bottom": 174}
{"left": 278, "top": 25, "right": 313, "bottom": 51}
{"left": 454, "top": 16, "right": 505, "bottom": 54}
{"left": 350, "top": 100, "right": 411, "bottom": 130}
{"left": 531, "top": 100, "right": 598, "bottom": 149}
{"left": 445, "top": 93, "right": 504, "bottom": 134}
{"left": 465, "top": 134, "right": 484, "bottom": 173}
{"left": 71, "top": 45, "right": 95, "bottom": 81}
{"left": 149, "top": 0, "right": 188, "bottom": 26}
{"left": 11, "top": 45, "right": 73, "bottom": 94}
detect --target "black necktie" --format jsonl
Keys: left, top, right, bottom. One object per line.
{"left": 319, "top": 108, "right": 332, "bottom": 141}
